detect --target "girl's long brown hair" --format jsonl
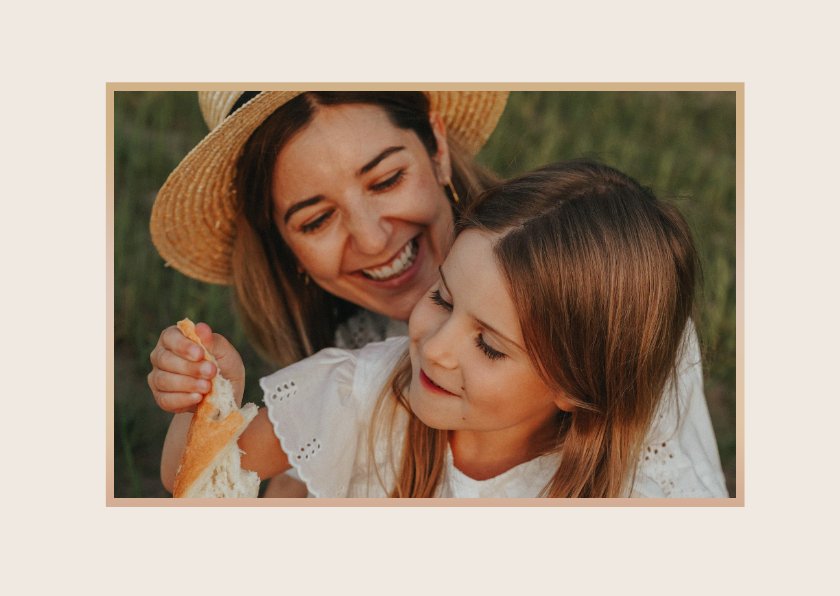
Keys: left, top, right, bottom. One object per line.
{"left": 379, "top": 159, "right": 700, "bottom": 498}
{"left": 231, "top": 92, "right": 499, "bottom": 367}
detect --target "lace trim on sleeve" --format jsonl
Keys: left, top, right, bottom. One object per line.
{"left": 261, "top": 348, "right": 360, "bottom": 497}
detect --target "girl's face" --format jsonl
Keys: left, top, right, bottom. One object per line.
{"left": 272, "top": 103, "right": 455, "bottom": 322}
{"left": 407, "top": 230, "right": 570, "bottom": 452}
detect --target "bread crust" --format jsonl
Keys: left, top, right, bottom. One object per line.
{"left": 172, "top": 319, "right": 253, "bottom": 498}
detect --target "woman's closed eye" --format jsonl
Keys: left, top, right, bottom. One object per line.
{"left": 370, "top": 169, "right": 404, "bottom": 192}
{"left": 300, "top": 209, "right": 335, "bottom": 234}
{"left": 298, "top": 170, "right": 404, "bottom": 234}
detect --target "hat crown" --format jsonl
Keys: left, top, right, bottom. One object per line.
{"left": 198, "top": 91, "right": 245, "bottom": 131}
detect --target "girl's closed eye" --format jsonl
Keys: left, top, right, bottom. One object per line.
{"left": 430, "top": 288, "right": 506, "bottom": 360}
{"left": 476, "top": 333, "right": 506, "bottom": 361}
{"left": 429, "top": 288, "right": 452, "bottom": 311}
{"left": 370, "top": 169, "right": 405, "bottom": 192}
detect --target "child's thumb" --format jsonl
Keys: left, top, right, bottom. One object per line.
{"left": 193, "top": 322, "right": 216, "bottom": 355}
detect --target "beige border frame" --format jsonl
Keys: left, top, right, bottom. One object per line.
{"left": 107, "top": 82, "right": 743, "bottom": 507}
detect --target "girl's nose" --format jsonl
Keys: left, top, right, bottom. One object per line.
{"left": 421, "top": 316, "right": 459, "bottom": 371}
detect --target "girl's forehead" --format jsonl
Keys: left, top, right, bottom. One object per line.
{"left": 443, "top": 230, "right": 522, "bottom": 338}
{"left": 447, "top": 229, "right": 500, "bottom": 265}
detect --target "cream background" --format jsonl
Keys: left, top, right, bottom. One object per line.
{"left": 5, "top": 0, "right": 838, "bottom": 593}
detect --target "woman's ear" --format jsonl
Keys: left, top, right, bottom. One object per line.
{"left": 428, "top": 111, "right": 453, "bottom": 185}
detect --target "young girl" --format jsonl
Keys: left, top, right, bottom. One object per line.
{"left": 159, "top": 159, "right": 728, "bottom": 498}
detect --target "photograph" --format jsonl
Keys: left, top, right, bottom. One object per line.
{"left": 111, "top": 87, "right": 738, "bottom": 502}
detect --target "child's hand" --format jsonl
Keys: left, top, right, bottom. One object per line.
{"left": 147, "top": 322, "right": 245, "bottom": 414}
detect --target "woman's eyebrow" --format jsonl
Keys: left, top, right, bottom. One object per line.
{"left": 283, "top": 146, "right": 406, "bottom": 225}
{"left": 358, "top": 146, "right": 405, "bottom": 176}
{"left": 283, "top": 195, "right": 324, "bottom": 224}
{"left": 438, "top": 266, "right": 526, "bottom": 353}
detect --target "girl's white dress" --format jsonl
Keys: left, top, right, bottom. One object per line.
{"left": 262, "top": 335, "right": 729, "bottom": 498}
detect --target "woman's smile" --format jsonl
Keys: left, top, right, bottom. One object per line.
{"left": 358, "top": 236, "right": 420, "bottom": 282}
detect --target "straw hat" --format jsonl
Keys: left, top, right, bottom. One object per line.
{"left": 150, "top": 90, "right": 509, "bottom": 285}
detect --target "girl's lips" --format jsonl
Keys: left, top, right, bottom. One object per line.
{"left": 419, "top": 369, "right": 457, "bottom": 396}
{"left": 352, "top": 236, "right": 424, "bottom": 289}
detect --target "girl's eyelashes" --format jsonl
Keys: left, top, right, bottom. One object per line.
{"left": 430, "top": 288, "right": 507, "bottom": 361}
{"left": 429, "top": 288, "right": 452, "bottom": 311}
{"left": 300, "top": 209, "right": 334, "bottom": 234}
{"left": 476, "top": 334, "right": 507, "bottom": 361}
{"left": 370, "top": 169, "right": 404, "bottom": 192}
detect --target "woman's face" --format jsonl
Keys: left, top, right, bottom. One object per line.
{"left": 407, "top": 230, "right": 570, "bottom": 455}
{"left": 272, "top": 103, "right": 455, "bottom": 321}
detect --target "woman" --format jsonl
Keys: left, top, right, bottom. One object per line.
{"left": 148, "top": 90, "right": 507, "bottom": 495}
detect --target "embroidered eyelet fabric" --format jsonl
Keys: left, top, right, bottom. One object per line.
{"left": 279, "top": 310, "right": 407, "bottom": 491}
{"left": 262, "top": 325, "right": 728, "bottom": 498}
{"left": 628, "top": 323, "right": 729, "bottom": 497}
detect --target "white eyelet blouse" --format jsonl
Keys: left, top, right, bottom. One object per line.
{"left": 262, "top": 326, "right": 729, "bottom": 498}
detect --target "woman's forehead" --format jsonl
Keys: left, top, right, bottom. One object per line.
{"left": 290, "top": 103, "right": 410, "bottom": 152}
{"left": 272, "top": 103, "right": 424, "bottom": 186}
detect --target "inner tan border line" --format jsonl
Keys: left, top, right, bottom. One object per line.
{"left": 109, "top": 82, "right": 741, "bottom": 92}
{"left": 107, "top": 83, "right": 744, "bottom": 508}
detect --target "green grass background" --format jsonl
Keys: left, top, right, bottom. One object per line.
{"left": 114, "top": 90, "right": 736, "bottom": 497}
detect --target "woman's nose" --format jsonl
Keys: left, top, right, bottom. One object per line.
{"left": 346, "top": 209, "right": 391, "bottom": 255}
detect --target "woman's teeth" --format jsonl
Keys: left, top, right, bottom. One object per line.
{"left": 362, "top": 239, "right": 418, "bottom": 280}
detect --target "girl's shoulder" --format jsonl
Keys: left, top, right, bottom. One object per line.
{"left": 355, "top": 336, "right": 410, "bottom": 380}
{"left": 261, "top": 336, "right": 408, "bottom": 397}
{"left": 259, "top": 336, "right": 409, "bottom": 498}
{"left": 631, "top": 325, "right": 729, "bottom": 498}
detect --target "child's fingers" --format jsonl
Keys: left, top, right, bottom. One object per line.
{"left": 155, "top": 347, "right": 217, "bottom": 380}
{"left": 153, "top": 390, "right": 203, "bottom": 414}
{"left": 148, "top": 368, "right": 212, "bottom": 395}
{"left": 160, "top": 326, "right": 205, "bottom": 362}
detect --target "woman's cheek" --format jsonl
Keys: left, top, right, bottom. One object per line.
{"left": 286, "top": 230, "right": 343, "bottom": 279}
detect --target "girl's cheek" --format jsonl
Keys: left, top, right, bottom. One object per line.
{"left": 408, "top": 299, "right": 442, "bottom": 344}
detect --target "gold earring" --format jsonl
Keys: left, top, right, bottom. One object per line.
{"left": 445, "top": 182, "right": 461, "bottom": 205}
{"left": 297, "top": 266, "right": 310, "bottom": 285}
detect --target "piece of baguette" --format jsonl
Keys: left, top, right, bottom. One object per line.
{"left": 172, "top": 319, "right": 260, "bottom": 498}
